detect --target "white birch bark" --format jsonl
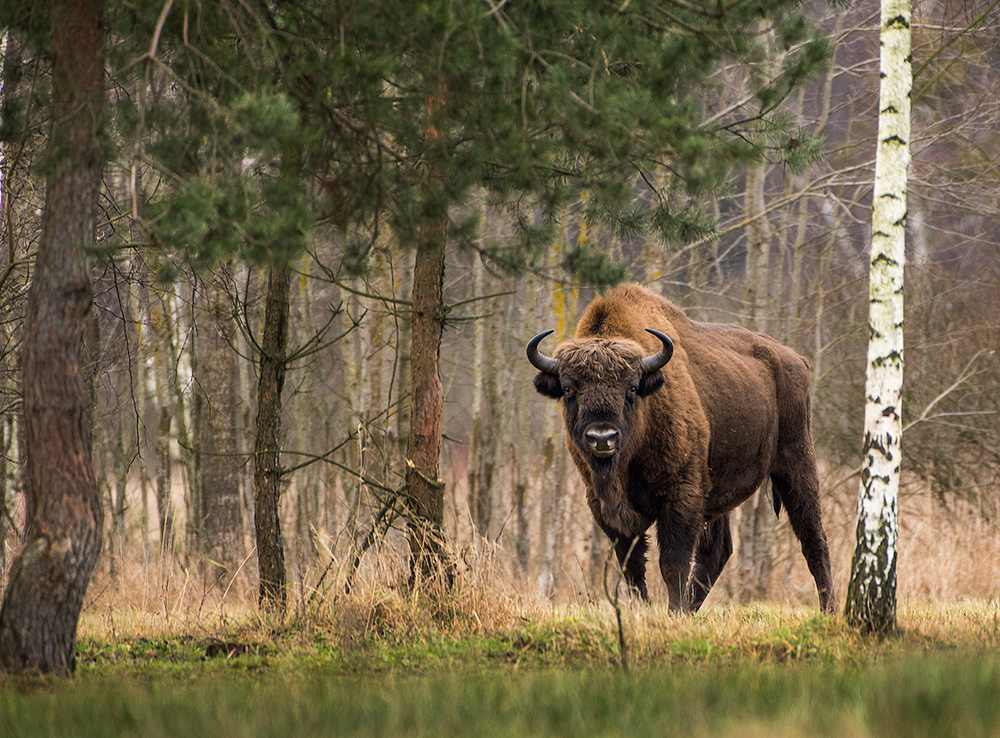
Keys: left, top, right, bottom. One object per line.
{"left": 845, "top": 0, "right": 911, "bottom": 633}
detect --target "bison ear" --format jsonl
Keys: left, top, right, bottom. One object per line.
{"left": 637, "top": 370, "right": 665, "bottom": 397}
{"left": 533, "top": 372, "right": 563, "bottom": 399}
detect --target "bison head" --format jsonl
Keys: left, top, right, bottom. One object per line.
{"left": 527, "top": 329, "right": 673, "bottom": 464}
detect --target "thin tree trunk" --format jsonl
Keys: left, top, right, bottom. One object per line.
{"left": 360, "top": 255, "right": 389, "bottom": 543}
{"left": 393, "top": 252, "right": 414, "bottom": 466}
{"left": 0, "top": 0, "right": 104, "bottom": 675}
{"left": 292, "top": 262, "right": 322, "bottom": 567}
{"left": 404, "top": 210, "right": 452, "bottom": 588}
{"left": 467, "top": 251, "right": 500, "bottom": 540}
{"left": 185, "top": 284, "right": 205, "bottom": 560}
{"left": 0, "top": 413, "right": 16, "bottom": 576}
{"left": 513, "top": 278, "right": 535, "bottom": 576}
{"left": 150, "top": 294, "right": 175, "bottom": 555}
{"left": 254, "top": 263, "right": 291, "bottom": 611}
{"left": 233, "top": 265, "right": 255, "bottom": 550}
{"left": 0, "top": 29, "right": 15, "bottom": 576}
{"left": 195, "top": 274, "right": 243, "bottom": 590}
{"left": 342, "top": 285, "right": 364, "bottom": 551}
{"left": 536, "top": 222, "right": 570, "bottom": 598}
{"left": 845, "top": 0, "right": 911, "bottom": 634}
{"left": 110, "top": 413, "right": 129, "bottom": 581}
{"left": 737, "top": 161, "right": 777, "bottom": 603}
{"left": 467, "top": 252, "right": 486, "bottom": 538}
{"left": 481, "top": 291, "right": 510, "bottom": 543}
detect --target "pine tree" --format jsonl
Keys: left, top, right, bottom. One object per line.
{"left": 115, "top": 0, "right": 831, "bottom": 588}
{"left": 0, "top": 0, "right": 105, "bottom": 676}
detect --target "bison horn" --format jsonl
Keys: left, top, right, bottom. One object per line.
{"left": 640, "top": 329, "right": 674, "bottom": 374}
{"left": 526, "top": 330, "right": 558, "bottom": 374}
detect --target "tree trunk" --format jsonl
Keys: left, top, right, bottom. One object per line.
{"left": 254, "top": 263, "right": 291, "bottom": 612}
{"left": 513, "top": 278, "right": 535, "bottom": 576}
{"left": 342, "top": 285, "right": 365, "bottom": 550}
{"left": 482, "top": 293, "right": 510, "bottom": 542}
{"left": 0, "top": 30, "right": 16, "bottom": 576}
{"left": 404, "top": 212, "right": 452, "bottom": 588}
{"left": 536, "top": 222, "right": 571, "bottom": 598}
{"left": 194, "top": 273, "right": 244, "bottom": 590}
{"left": 292, "top": 261, "right": 322, "bottom": 568}
{"left": 737, "top": 161, "right": 777, "bottom": 603}
{"left": 185, "top": 284, "right": 205, "bottom": 559}
{"left": 149, "top": 292, "right": 178, "bottom": 555}
{"left": 0, "top": 0, "right": 104, "bottom": 676}
{"left": 845, "top": 0, "right": 911, "bottom": 635}
{"left": 467, "top": 251, "right": 500, "bottom": 540}
{"left": 109, "top": 415, "right": 130, "bottom": 581}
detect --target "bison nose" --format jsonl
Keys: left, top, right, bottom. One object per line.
{"left": 586, "top": 428, "right": 619, "bottom": 457}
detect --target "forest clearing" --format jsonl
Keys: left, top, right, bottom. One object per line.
{"left": 2, "top": 0, "right": 1000, "bottom": 732}
{"left": 7, "top": 592, "right": 1000, "bottom": 737}
{"left": 4, "top": 479, "right": 1000, "bottom": 736}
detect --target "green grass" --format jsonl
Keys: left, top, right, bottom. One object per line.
{"left": 6, "top": 653, "right": 1000, "bottom": 737}
{"left": 5, "top": 603, "right": 1000, "bottom": 737}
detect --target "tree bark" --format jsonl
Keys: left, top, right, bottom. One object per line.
{"left": 0, "top": 30, "right": 16, "bottom": 576}
{"left": 0, "top": 0, "right": 104, "bottom": 676}
{"left": 194, "top": 274, "right": 243, "bottom": 589}
{"left": 536, "top": 222, "right": 571, "bottom": 598}
{"left": 254, "top": 263, "right": 291, "bottom": 612}
{"left": 737, "top": 160, "right": 777, "bottom": 604}
{"left": 467, "top": 251, "right": 499, "bottom": 539}
{"left": 292, "top": 261, "right": 322, "bottom": 568}
{"left": 513, "top": 276, "right": 535, "bottom": 576}
{"left": 404, "top": 212, "right": 452, "bottom": 589}
{"left": 845, "top": 0, "right": 911, "bottom": 635}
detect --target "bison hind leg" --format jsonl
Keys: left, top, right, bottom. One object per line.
{"left": 771, "top": 472, "right": 836, "bottom": 613}
{"left": 687, "top": 514, "right": 733, "bottom": 612}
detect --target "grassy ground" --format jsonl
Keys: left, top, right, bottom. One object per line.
{"left": 5, "top": 597, "right": 1000, "bottom": 737}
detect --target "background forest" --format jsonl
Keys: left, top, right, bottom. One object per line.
{"left": 0, "top": 0, "right": 998, "bottom": 619}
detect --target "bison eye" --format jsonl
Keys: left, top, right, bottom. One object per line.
{"left": 563, "top": 387, "right": 576, "bottom": 400}
{"left": 627, "top": 386, "right": 637, "bottom": 401}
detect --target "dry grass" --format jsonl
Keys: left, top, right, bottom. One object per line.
{"left": 73, "top": 528, "right": 1000, "bottom": 671}
{"left": 3, "top": 456, "right": 996, "bottom": 659}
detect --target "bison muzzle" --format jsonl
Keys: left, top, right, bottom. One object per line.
{"left": 527, "top": 283, "right": 835, "bottom": 613}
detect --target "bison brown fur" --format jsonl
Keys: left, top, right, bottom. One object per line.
{"left": 528, "top": 283, "right": 835, "bottom": 613}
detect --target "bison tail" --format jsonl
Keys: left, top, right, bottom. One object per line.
{"left": 769, "top": 476, "right": 784, "bottom": 517}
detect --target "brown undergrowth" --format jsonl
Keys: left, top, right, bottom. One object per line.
{"left": 72, "top": 530, "right": 1000, "bottom": 674}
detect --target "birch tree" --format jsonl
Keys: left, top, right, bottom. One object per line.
{"left": 844, "top": 0, "right": 911, "bottom": 634}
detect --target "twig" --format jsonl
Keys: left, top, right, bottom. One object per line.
{"left": 902, "top": 350, "right": 992, "bottom": 433}
{"left": 603, "top": 537, "right": 639, "bottom": 672}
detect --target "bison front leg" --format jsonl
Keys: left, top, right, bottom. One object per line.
{"left": 687, "top": 514, "right": 733, "bottom": 612}
{"left": 613, "top": 535, "right": 649, "bottom": 601}
{"left": 655, "top": 504, "right": 703, "bottom": 613}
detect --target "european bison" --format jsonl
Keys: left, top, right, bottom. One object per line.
{"left": 527, "top": 283, "right": 835, "bottom": 613}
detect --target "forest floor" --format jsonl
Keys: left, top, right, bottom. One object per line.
{"left": 4, "top": 592, "right": 1000, "bottom": 737}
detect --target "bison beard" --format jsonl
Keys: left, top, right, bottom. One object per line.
{"left": 528, "top": 283, "right": 836, "bottom": 614}
{"left": 591, "top": 458, "right": 646, "bottom": 537}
